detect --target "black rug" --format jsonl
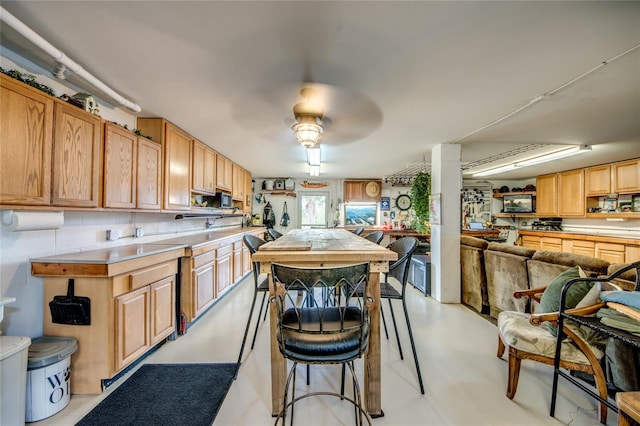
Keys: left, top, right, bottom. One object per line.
{"left": 76, "top": 363, "right": 236, "bottom": 426}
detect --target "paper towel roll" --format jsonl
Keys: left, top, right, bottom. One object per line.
{"left": 1, "top": 210, "right": 64, "bottom": 231}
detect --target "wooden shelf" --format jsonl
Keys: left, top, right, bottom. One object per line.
{"left": 262, "top": 190, "right": 296, "bottom": 197}
{"left": 493, "top": 213, "right": 538, "bottom": 218}
{"left": 585, "top": 212, "right": 640, "bottom": 219}
{"left": 492, "top": 191, "right": 536, "bottom": 198}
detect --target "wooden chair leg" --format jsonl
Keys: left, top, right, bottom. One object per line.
{"left": 497, "top": 334, "right": 506, "bottom": 358}
{"left": 506, "top": 346, "right": 521, "bottom": 399}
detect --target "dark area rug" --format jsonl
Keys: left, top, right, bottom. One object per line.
{"left": 76, "top": 363, "right": 236, "bottom": 426}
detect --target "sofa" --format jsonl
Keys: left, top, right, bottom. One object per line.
{"left": 460, "top": 236, "right": 489, "bottom": 313}
{"left": 483, "top": 242, "right": 536, "bottom": 318}
{"left": 460, "top": 237, "right": 640, "bottom": 395}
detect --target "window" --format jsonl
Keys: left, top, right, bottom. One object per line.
{"left": 299, "top": 193, "right": 329, "bottom": 228}
{"left": 344, "top": 203, "right": 378, "bottom": 226}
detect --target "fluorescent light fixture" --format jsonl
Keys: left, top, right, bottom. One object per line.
{"left": 471, "top": 145, "right": 592, "bottom": 177}
{"left": 472, "top": 164, "right": 520, "bottom": 177}
{"left": 515, "top": 145, "right": 591, "bottom": 167}
{"left": 309, "top": 165, "right": 320, "bottom": 176}
{"left": 307, "top": 146, "right": 321, "bottom": 166}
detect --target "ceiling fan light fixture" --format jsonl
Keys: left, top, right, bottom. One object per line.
{"left": 292, "top": 116, "right": 323, "bottom": 148}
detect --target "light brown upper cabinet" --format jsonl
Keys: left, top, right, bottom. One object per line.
{"left": 586, "top": 159, "right": 640, "bottom": 195}
{"left": 104, "top": 122, "right": 137, "bottom": 209}
{"left": 612, "top": 159, "right": 640, "bottom": 193}
{"left": 137, "top": 118, "right": 192, "bottom": 210}
{"left": 232, "top": 163, "right": 244, "bottom": 201}
{"left": 244, "top": 169, "right": 253, "bottom": 214}
{"left": 585, "top": 164, "right": 611, "bottom": 196}
{"left": 136, "top": 138, "right": 162, "bottom": 210}
{"left": 557, "top": 169, "right": 585, "bottom": 217}
{"left": 51, "top": 100, "right": 101, "bottom": 207}
{"left": 344, "top": 180, "right": 382, "bottom": 202}
{"left": 535, "top": 173, "right": 558, "bottom": 216}
{"left": 192, "top": 140, "right": 216, "bottom": 194}
{"left": 537, "top": 170, "right": 585, "bottom": 217}
{"left": 0, "top": 74, "right": 54, "bottom": 205}
{"left": 216, "top": 155, "right": 233, "bottom": 192}
{"left": 104, "top": 122, "right": 162, "bottom": 210}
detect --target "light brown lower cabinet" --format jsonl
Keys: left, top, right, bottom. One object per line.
{"left": 179, "top": 230, "right": 264, "bottom": 323}
{"left": 595, "top": 242, "right": 626, "bottom": 264}
{"left": 561, "top": 239, "right": 595, "bottom": 258}
{"left": 518, "top": 231, "right": 638, "bottom": 263}
{"left": 216, "top": 244, "right": 233, "bottom": 296}
{"left": 37, "top": 254, "right": 180, "bottom": 394}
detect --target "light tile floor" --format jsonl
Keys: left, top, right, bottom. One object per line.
{"left": 33, "top": 275, "right": 618, "bottom": 425}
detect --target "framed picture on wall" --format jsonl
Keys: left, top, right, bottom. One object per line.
{"left": 429, "top": 193, "right": 441, "bottom": 225}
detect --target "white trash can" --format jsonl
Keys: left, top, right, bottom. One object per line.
{"left": 25, "top": 336, "right": 78, "bottom": 422}
{"left": 0, "top": 336, "right": 31, "bottom": 426}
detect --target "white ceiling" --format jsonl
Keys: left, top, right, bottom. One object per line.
{"left": 2, "top": 1, "right": 639, "bottom": 181}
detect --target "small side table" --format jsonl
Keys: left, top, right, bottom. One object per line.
{"left": 617, "top": 392, "right": 640, "bottom": 426}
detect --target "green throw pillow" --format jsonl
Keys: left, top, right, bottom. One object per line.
{"left": 539, "top": 266, "right": 594, "bottom": 336}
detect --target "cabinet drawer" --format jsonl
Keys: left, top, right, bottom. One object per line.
{"left": 192, "top": 250, "right": 216, "bottom": 269}
{"left": 217, "top": 244, "right": 233, "bottom": 257}
{"left": 113, "top": 261, "right": 178, "bottom": 297}
{"left": 128, "top": 262, "right": 176, "bottom": 291}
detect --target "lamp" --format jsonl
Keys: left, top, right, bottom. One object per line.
{"left": 307, "top": 146, "right": 321, "bottom": 166}
{"left": 292, "top": 88, "right": 324, "bottom": 148}
{"left": 293, "top": 115, "right": 323, "bottom": 148}
{"left": 514, "top": 144, "right": 591, "bottom": 167}
{"left": 472, "top": 145, "right": 592, "bottom": 177}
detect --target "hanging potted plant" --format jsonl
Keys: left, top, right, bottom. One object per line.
{"left": 410, "top": 171, "right": 431, "bottom": 234}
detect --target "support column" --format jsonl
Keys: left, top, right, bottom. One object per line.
{"left": 430, "top": 144, "right": 461, "bottom": 303}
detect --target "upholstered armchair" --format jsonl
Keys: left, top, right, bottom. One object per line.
{"left": 497, "top": 266, "right": 614, "bottom": 424}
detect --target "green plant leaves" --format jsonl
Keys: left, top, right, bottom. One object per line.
{"left": 410, "top": 171, "right": 431, "bottom": 234}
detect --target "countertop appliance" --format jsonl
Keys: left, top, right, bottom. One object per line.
{"left": 531, "top": 217, "right": 563, "bottom": 231}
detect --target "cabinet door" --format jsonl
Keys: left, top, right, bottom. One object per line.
{"left": 116, "top": 286, "right": 150, "bottom": 370}
{"left": 536, "top": 174, "right": 557, "bottom": 216}
{"left": 585, "top": 165, "right": 611, "bottom": 196}
{"left": 193, "top": 260, "right": 215, "bottom": 317}
{"left": 233, "top": 241, "right": 243, "bottom": 282}
{"left": 558, "top": 169, "right": 585, "bottom": 217}
{"left": 595, "top": 242, "right": 626, "bottom": 263}
{"left": 540, "top": 237, "right": 562, "bottom": 252}
{"left": 612, "top": 159, "right": 640, "bottom": 193}
{"left": 216, "top": 245, "right": 233, "bottom": 295}
{"left": 567, "top": 240, "right": 595, "bottom": 258}
{"left": 52, "top": 101, "right": 101, "bottom": 207}
{"left": 164, "top": 123, "right": 192, "bottom": 210}
{"left": 103, "top": 123, "right": 137, "bottom": 209}
{"left": 0, "top": 75, "right": 53, "bottom": 205}
{"left": 192, "top": 140, "right": 206, "bottom": 192}
{"left": 520, "top": 235, "right": 540, "bottom": 250}
{"left": 136, "top": 138, "right": 162, "bottom": 210}
{"left": 216, "top": 155, "right": 232, "bottom": 191}
{"left": 150, "top": 276, "right": 176, "bottom": 344}
{"left": 204, "top": 148, "right": 216, "bottom": 193}
{"left": 242, "top": 244, "right": 252, "bottom": 276}
{"left": 344, "top": 181, "right": 365, "bottom": 202}
{"left": 232, "top": 164, "right": 244, "bottom": 200}
{"left": 244, "top": 170, "right": 253, "bottom": 213}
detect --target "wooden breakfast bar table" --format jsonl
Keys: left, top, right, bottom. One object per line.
{"left": 251, "top": 228, "right": 398, "bottom": 417}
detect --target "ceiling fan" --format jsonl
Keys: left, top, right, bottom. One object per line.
{"left": 230, "top": 82, "right": 383, "bottom": 146}
{"left": 291, "top": 87, "right": 325, "bottom": 148}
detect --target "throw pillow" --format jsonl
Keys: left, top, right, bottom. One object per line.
{"left": 539, "top": 266, "right": 595, "bottom": 336}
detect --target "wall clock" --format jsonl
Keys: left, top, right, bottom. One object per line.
{"left": 395, "top": 194, "right": 412, "bottom": 211}
{"left": 365, "top": 181, "right": 380, "bottom": 198}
